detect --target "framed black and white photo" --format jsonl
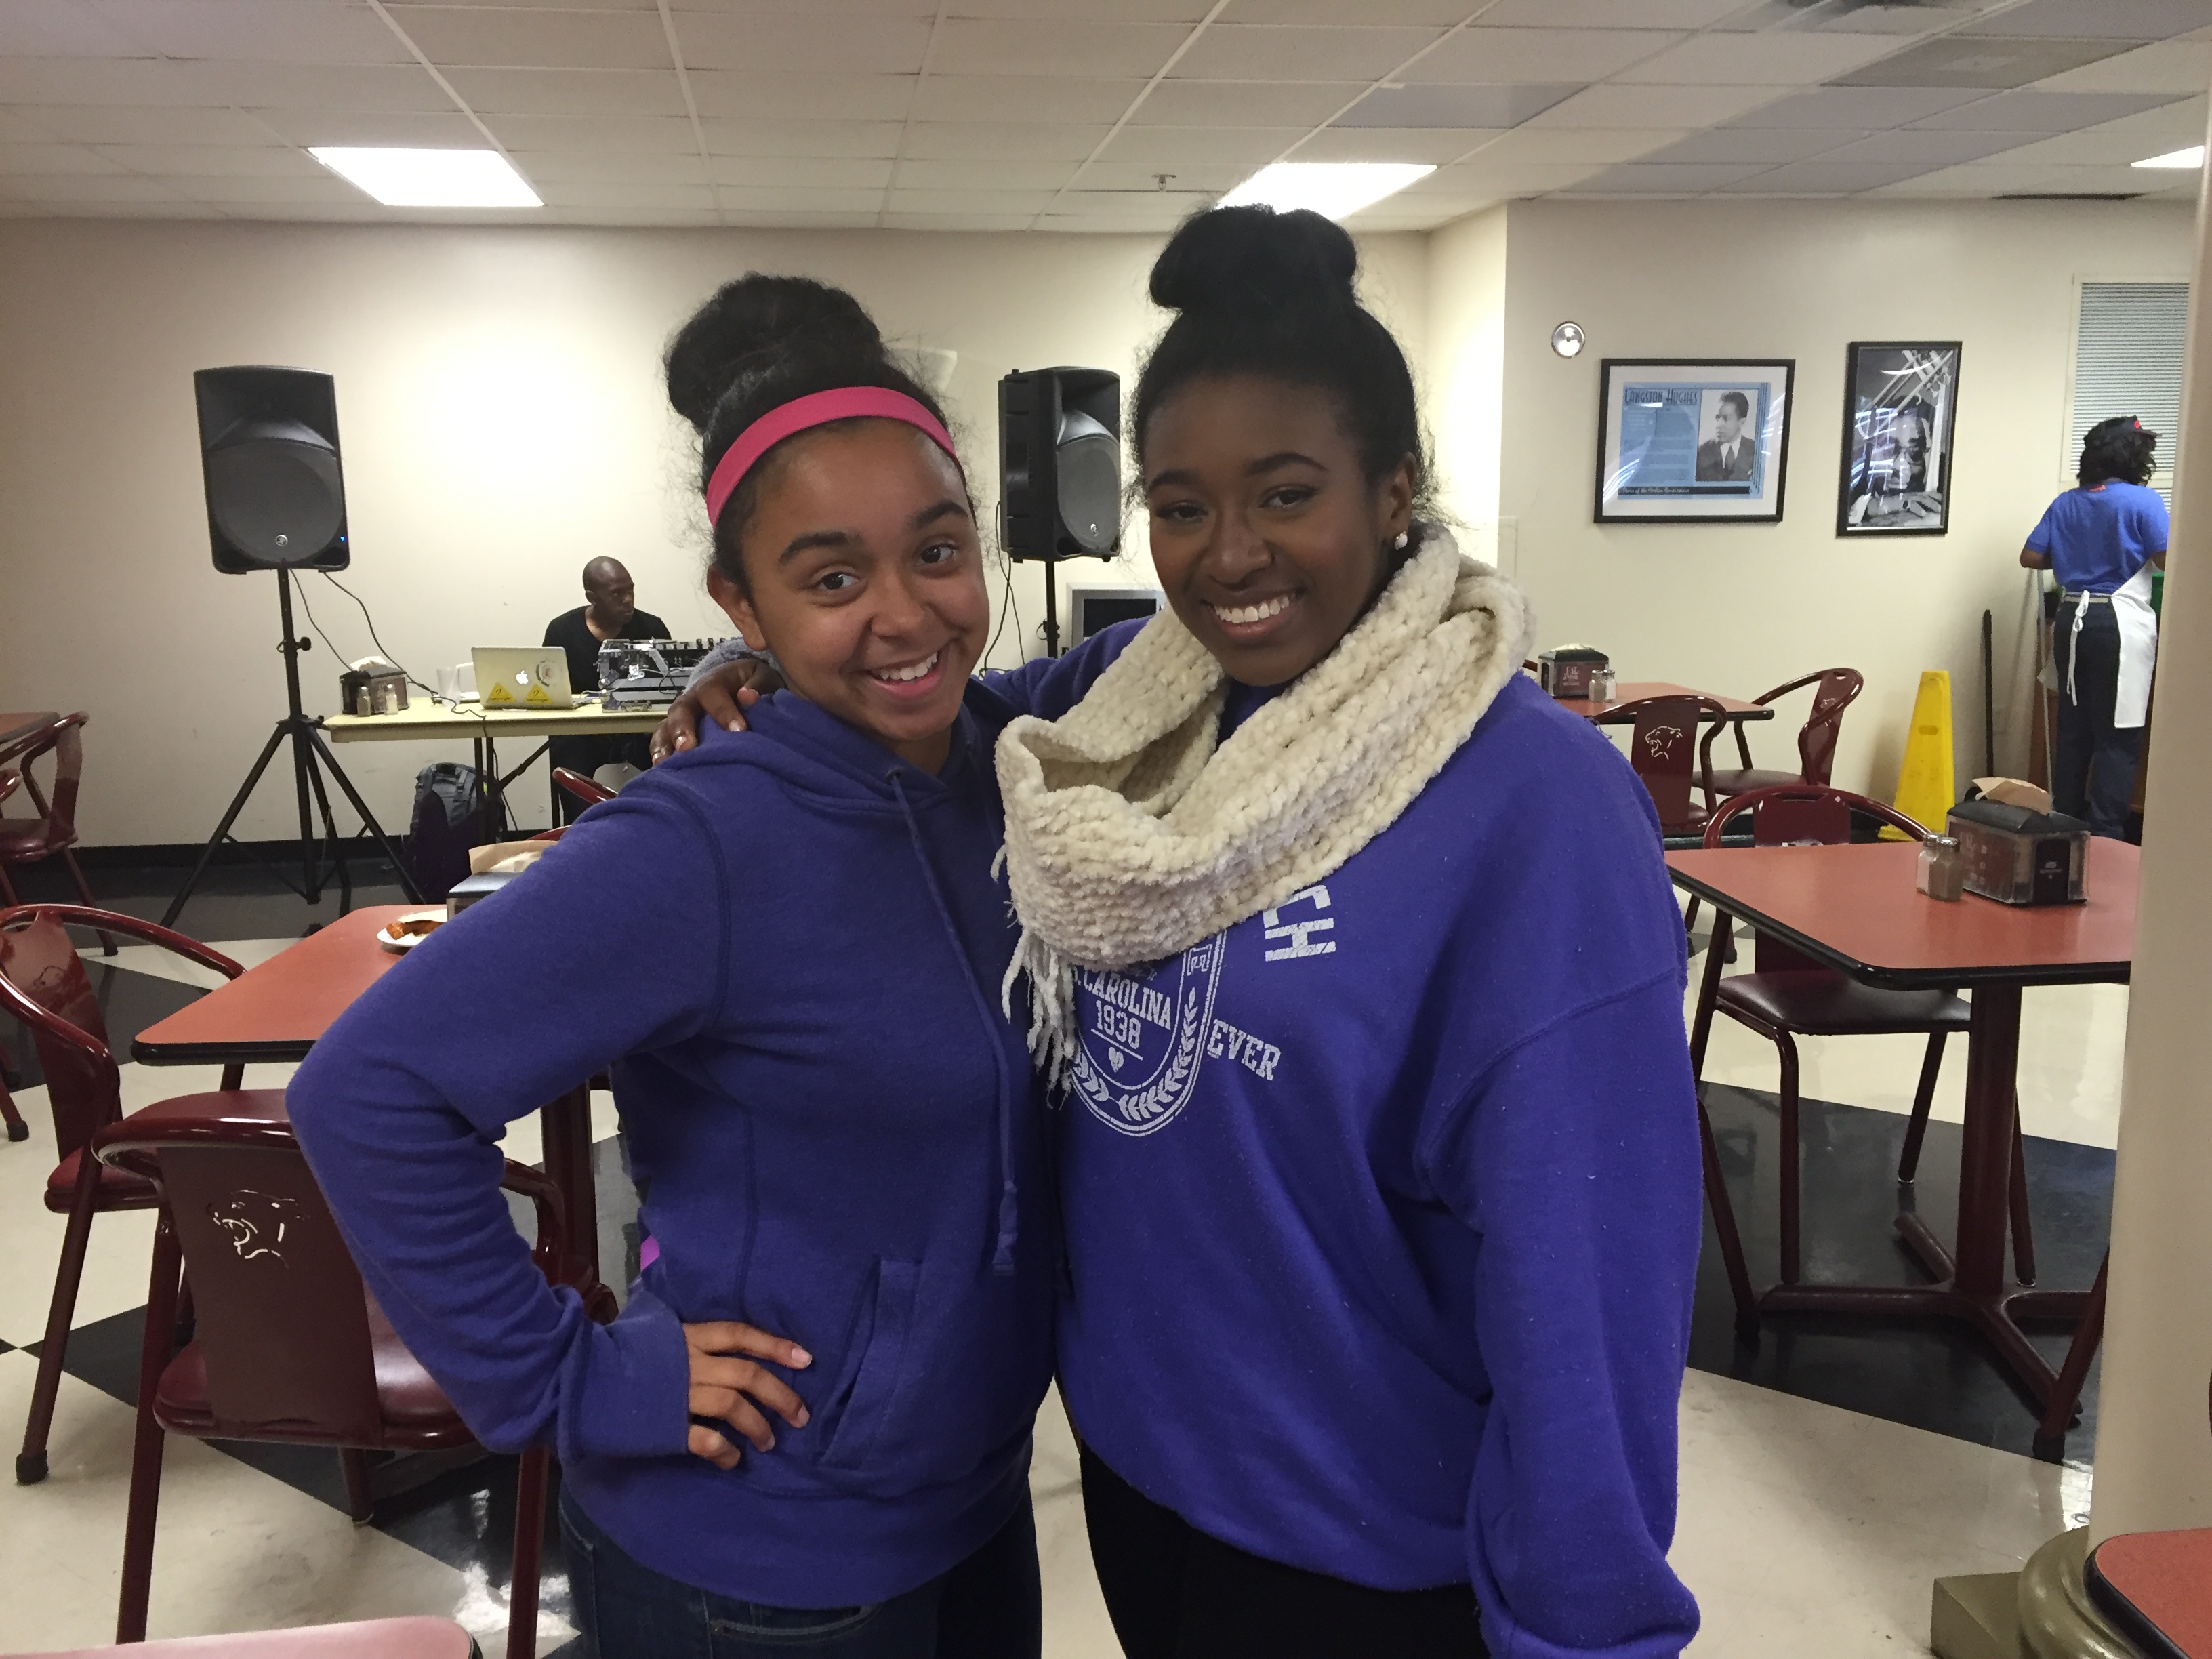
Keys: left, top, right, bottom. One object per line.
{"left": 1837, "top": 341, "right": 1961, "bottom": 536}
{"left": 1593, "top": 359, "right": 1795, "bottom": 524}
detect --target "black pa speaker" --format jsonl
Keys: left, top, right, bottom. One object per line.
{"left": 998, "top": 367, "right": 1120, "bottom": 562}
{"left": 194, "top": 365, "right": 350, "bottom": 573}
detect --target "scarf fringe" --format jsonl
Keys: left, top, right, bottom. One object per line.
{"left": 1000, "top": 927, "right": 1080, "bottom": 1096}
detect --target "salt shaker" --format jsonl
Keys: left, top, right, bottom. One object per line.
{"left": 1588, "top": 666, "right": 1617, "bottom": 703}
{"left": 1915, "top": 834, "right": 1963, "bottom": 901}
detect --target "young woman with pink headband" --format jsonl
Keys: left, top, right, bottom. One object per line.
{"left": 290, "top": 274, "right": 1126, "bottom": 1659}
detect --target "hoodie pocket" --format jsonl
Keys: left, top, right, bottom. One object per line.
{"left": 815, "top": 1258, "right": 918, "bottom": 1472}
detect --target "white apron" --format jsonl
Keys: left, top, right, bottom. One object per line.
{"left": 2110, "top": 561, "right": 2158, "bottom": 729}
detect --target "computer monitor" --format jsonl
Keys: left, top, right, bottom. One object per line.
{"left": 1069, "top": 586, "right": 1162, "bottom": 645}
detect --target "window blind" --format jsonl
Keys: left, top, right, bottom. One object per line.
{"left": 2072, "top": 280, "right": 2188, "bottom": 496}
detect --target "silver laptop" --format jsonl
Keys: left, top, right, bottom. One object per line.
{"left": 471, "top": 647, "right": 575, "bottom": 711}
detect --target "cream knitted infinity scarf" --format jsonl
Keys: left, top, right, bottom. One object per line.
{"left": 995, "top": 537, "right": 1536, "bottom": 1083}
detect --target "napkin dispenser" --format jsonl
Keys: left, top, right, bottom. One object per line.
{"left": 1538, "top": 645, "right": 1609, "bottom": 699}
{"left": 1946, "top": 799, "right": 2089, "bottom": 906}
{"left": 339, "top": 657, "right": 409, "bottom": 716}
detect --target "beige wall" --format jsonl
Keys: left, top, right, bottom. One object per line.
{"left": 1423, "top": 205, "right": 1507, "bottom": 562}
{"left": 1455, "top": 197, "right": 2193, "bottom": 798}
{"left": 0, "top": 218, "right": 1425, "bottom": 845}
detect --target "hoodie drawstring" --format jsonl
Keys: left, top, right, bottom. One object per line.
{"left": 889, "top": 771, "right": 1021, "bottom": 1277}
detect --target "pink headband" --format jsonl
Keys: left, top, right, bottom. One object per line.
{"left": 704, "top": 386, "right": 960, "bottom": 527}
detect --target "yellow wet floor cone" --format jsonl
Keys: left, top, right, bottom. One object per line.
{"left": 1886, "top": 669, "right": 1955, "bottom": 839}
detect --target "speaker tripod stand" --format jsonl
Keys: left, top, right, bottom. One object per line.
{"left": 162, "top": 567, "right": 420, "bottom": 928}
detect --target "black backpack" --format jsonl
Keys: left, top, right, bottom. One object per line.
{"left": 407, "top": 762, "right": 483, "bottom": 901}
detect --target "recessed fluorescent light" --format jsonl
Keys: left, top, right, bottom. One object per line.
{"left": 309, "top": 147, "right": 541, "bottom": 208}
{"left": 2132, "top": 145, "right": 2205, "bottom": 169}
{"left": 1218, "top": 162, "right": 1435, "bottom": 222}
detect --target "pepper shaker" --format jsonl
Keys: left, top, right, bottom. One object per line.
{"left": 1916, "top": 834, "right": 1963, "bottom": 901}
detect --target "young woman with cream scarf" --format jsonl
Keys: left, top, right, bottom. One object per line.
{"left": 664, "top": 207, "right": 1704, "bottom": 1659}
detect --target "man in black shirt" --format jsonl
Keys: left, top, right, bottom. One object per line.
{"left": 543, "top": 558, "right": 670, "bottom": 818}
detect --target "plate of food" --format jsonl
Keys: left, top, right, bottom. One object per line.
{"left": 376, "top": 910, "right": 448, "bottom": 954}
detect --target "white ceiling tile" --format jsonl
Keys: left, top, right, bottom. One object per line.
{"left": 893, "top": 157, "right": 1080, "bottom": 190}
{"left": 673, "top": 11, "right": 933, "bottom": 73}
{"left": 1617, "top": 32, "right": 1902, "bottom": 86}
{"left": 1476, "top": 0, "right": 1759, "bottom": 23}
{"left": 954, "top": 0, "right": 1210, "bottom": 16}
{"left": 441, "top": 67, "right": 691, "bottom": 116}
{"left": 1168, "top": 24, "right": 1446, "bottom": 83}
{"left": 1033, "top": 199, "right": 1192, "bottom": 229}
{"left": 931, "top": 19, "right": 1188, "bottom": 79}
{"left": 881, "top": 211, "right": 1038, "bottom": 230}
{"left": 544, "top": 206, "right": 725, "bottom": 224}
{"left": 1814, "top": 129, "right": 2045, "bottom": 167}
{"left": 0, "top": 145, "right": 130, "bottom": 176}
{"left": 512, "top": 151, "right": 710, "bottom": 184}
{"left": 884, "top": 186, "right": 1058, "bottom": 211}
{"left": 534, "top": 180, "right": 717, "bottom": 207}
{"left": 1972, "top": 96, "right": 2210, "bottom": 163}
{"left": 1636, "top": 126, "right": 1859, "bottom": 165}
{"left": 13, "top": 199, "right": 224, "bottom": 217}
{"left": 1558, "top": 160, "right": 1771, "bottom": 193}
{"left": 703, "top": 155, "right": 893, "bottom": 186}
{"left": 1909, "top": 90, "right": 2184, "bottom": 131}
{"left": 1069, "top": 161, "right": 1242, "bottom": 190}
{"left": 670, "top": 0, "right": 928, "bottom": 14}
{"left": 158, "top": 172, "right": 374, "bottom": 203}
{"left": 87, "top": 1, "right": 413, "bottom": 64}
{"left": 1721, "top": 86, "right": 1990, "bottom": 127}
{"left": 94, "top": 144, "right": 327, "bottom": 177}
{"left": 1418, "top": 158, "right": 1612, "bottom": 192}
{"left": 0, "top": 172, "right": 191, "bottom": 201}
{"left": 383, "top": 7, "right": 675, "bottom": 70}
{"left": 485, "top": 115, "right": 700, "bottom": 151}
{"left": 1957, "top": 0, "right": 2212, "bottom": 41}
{"left": 699, "top": 118, "right": 902, "bottom": 156}
{"left": 1288, "top": 127, "right": 1495, "bottom": 163}
{"left": 0, "top": 0, "right": 147, "bottom": 56}
{"left": 0, "top": 56, "right": 216, "bottom": 104}
{"left": 1831, "top": 35, "right": 2135, "bottom": 89}
{"left": 1224, "top": 0, "right": 1481, "bottom": 22}
{"left": 906, "top": 75, "right": 1149, "bottom": 123}
{"left": 1406, "top": 28, "right": 1687, "bottom": 85}
{"left": 0, "top": 109, "right": 68, "bottom": 142}
{"left": 901, "top": 122, "right": 1113, "bottom": 161}
{"left": 1097, "top": 125, "right": 1311, "bottom": 163}
{"left": 246, "top": 108, "right": 487, "bottom": 147}
{"left": 177, "top": 61, "right": 459, "bottom": 110}
{"left": 720, "top": 211, "right": 884, "bottom": 229}
{"left": 684, "top": 71, "right": 917, "bottom": 119}
{"left": 1129, "top": 79, "right": 1366, "bottom": 125}
{"left": 1712, "top": 159, "right": 1941, "bottom": 193}
{"left": 1461, "top": 127, "right": 1688, "bottom": 163}
{"left": 1760, "top": 0, "right": 2013, "bottom": 33}
{"left": 1344, "top": 200, "right": 1488, "bottom": 229}
{"left": 14, "top": 105, "right": 283, "bottom": 146}
{"left": 1527, "top": 83, "right": 1792, "bottom": 127}
{"left": 2037, "top": 41, "right": 2212, "bottom": 94}
{"left": 713, "top": 183, "right": 887, "bottom": 211}
{"left": 432, "top": 0, "right": 659, "bottom": 8}
{"left": 1336, "top": 84, "right": 1578, "bottom": 127}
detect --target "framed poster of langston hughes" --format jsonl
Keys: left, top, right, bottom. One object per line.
{"left": 1593, "top": 358, "right": 1795, "bottom": 525}
{"left": 1837, "top": 340, "right": 1959, "bottom": 537}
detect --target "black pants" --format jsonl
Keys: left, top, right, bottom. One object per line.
{"left": 1079, "top": 1446, "right": 1488, "bottom": 1659}
{"left": 2049, "top": 598, "right": 2142, "bottom": 839}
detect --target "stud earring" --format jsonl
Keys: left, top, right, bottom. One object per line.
{"left": 1393, "top": 531, "right": 1408, "bottom": 550}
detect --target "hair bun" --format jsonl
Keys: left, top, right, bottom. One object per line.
{"left": 665, "top": 274, "right": 884, "bottom": 432}
{"left": 1149, "top": 205, "right": 1359, "bottom": 315}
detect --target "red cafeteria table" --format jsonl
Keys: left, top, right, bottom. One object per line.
{"left": 131, "top": 905, "right": 602, "bottom": 1285}
{"left": 1555, "top": 680, "right": 1774, "bottom": 725}
{"left": 1666, "top": 837, "right": 2137, "bottom": 1414}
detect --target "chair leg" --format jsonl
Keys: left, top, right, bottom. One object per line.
{"left": 2036, "top": 1254, "right": 2108, "bottom": 1446}
{"left": 1683, "top": 895, "right": 1702, "bottom": 941}
{"left": 0, "top": 1073, "right": 26, "bottom": 1143}
{"left": 340, "top": 1448, "right": 375, "bottom": 1524}
{"left": 60, "top": 851, "right": 114, "bottom": 955}
{"left": 506, "top": 1447, "right": 550, "bottom": 1659}
{"left": 18, "top": 1148, "right": 104, "bottom": 1484}
{"left": 1776, "top": 1032, "right": 1803, "bottom": 1286}
{"left": 1897, "top": 1031, "right": 1948, "bottom": 1183}
{"left": 2009, "top": 1105, "right": 2037, "bottom": 1288}
{"left": 1696, "top": 1092, "right": 1759, "bottom": 1338}
{"left": 0, "top": 861, "right": 17, "bottom": 907}
{"left": 117, "top": 1214, "right": 184, "bottom": 1644}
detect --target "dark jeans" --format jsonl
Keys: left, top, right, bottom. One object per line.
{"left": 559, "top": 1488, "right": 1040, "bottom": 1659}
{"left": 2050, "top": 598, "right": 2142, "bottom": 838}
{"left": 1079, "top": 1446, "right": 1488, "bottom": 1659}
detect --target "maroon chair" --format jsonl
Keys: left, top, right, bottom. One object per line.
{"left": 552, "top": 766, "right": 616, "bottom": 811}
{"left": 1698, "top": 669, "right": 1864, "bottom": 808}
{"left": 96, "top": 1097, "right": 569, "bottom": 1657}
{"left": 0, "top": 904, "right": 267, "bottom": 1486}
{"left": 1610, "top": 694, "right": 1726, "bottom": 840}
{"left": 1687, "top": 786, "right": 2035, "bottom": 1331}
{"left": 0, "top": 714, "right": 101, "bottom": 915}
